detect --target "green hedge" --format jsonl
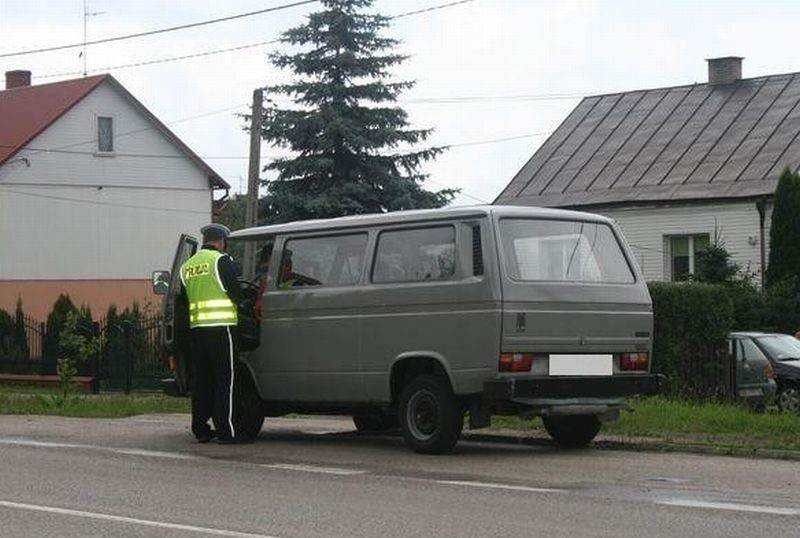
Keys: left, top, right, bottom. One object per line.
{"left": 648, "top": 282, "right": 734, "bottom": 399}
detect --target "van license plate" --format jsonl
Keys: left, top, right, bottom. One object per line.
{"left": 549, "top": 354, "right": 613, "bottom": 376}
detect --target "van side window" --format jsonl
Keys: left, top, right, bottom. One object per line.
{"left": 279, "top": 233, "right": 368, "bottom": 288}
{"left": 373, "top": 226, "right": 456, "bottom": 283}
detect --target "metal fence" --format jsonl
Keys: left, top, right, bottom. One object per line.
{"left": 0, "top": 313, "right": 170, "bottom": 393}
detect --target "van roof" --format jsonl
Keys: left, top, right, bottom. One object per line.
{"left": 229, "top": 204, "right": 613, "bottom": 239}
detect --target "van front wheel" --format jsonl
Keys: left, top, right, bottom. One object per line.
{"left": 399, "top": 374, "right": 463, "bottom": 454}
{"left": 542, "top": 415, "right": 601, "bottom": 448}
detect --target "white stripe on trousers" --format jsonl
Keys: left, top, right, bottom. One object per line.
{"left": 225, "top": 326, "right": 235, "bottom": 438}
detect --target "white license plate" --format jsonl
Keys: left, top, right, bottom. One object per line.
{"left": 549, "top": 354, "right": 613, "bottom": 376}
{"left": 738, "top": 388, "right": 763, "bottom": 397}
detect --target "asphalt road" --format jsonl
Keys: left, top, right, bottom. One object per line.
{"left": 0, "top": 414, "right": 798, "bottom": 538}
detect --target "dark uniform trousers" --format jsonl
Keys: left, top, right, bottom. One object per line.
{"left": 189, "top": 325, "right": 238, "bottom": 441}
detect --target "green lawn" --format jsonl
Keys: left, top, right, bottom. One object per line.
{"left": 492, "top": 396, "right": 800, "bottom": 452}
{"left": 0, "top": 385, "right": 189, "bottom": 418}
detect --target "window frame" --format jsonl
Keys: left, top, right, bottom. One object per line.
{"left": 276, "top": 231, "right": 369, "bottom": 290}
{"left": 96, "top": 114, "right": 115, "bottom": 155}
{"left": 497, "top": 217, "right": 637, "bottom": 285}
{"left": 665, "top": 233, "right": 710, "bottom": 281}
{"left": 370, "top": 224, "right": 459, "bottom": 285}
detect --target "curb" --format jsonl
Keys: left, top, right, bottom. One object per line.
{"left": 462, "top": 429, "right": 800, "bottom": 461}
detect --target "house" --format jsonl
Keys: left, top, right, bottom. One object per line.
{"left": 495, "top": 57, "right": 800, "bottom": 284}
{"left": 0, "top": 70, "right": 229, "bottom": 320}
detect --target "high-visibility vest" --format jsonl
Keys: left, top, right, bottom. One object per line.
{"left": 180, "top": 249, "right": 238, "bottom": 328}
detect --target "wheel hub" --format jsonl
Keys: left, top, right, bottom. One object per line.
{"left": 407, "top": 389, "right": 439, "bottom": 440}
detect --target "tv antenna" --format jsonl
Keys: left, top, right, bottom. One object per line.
{"left": 81, "top": 0, "right": 106, "bottom": 76}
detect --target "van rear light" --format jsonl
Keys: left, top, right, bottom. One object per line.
{"left": 619, "top": 352, "right": 649, "bottom": 371}
{"left": 499, "top": 353, "right": 534, "bottom": 372}
{"left": 167, "top": 355, "right": 176, "bottom": 372}
{"left": 766, "top": 363, "right": 775, "bottom": 380}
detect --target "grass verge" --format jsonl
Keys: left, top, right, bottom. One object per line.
{"left": 0, "top": 385, "right": 189, "bottom": 418}
{"left": 492, "top": 396, "right": 800, "bottom": 452}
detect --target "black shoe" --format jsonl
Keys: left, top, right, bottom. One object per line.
{"left": 196, "top": 430, "right": 216, "bottom": 444}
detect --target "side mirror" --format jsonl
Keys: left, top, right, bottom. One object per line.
{"left": 152, "top": 270, "right": 170, "bottom": 295}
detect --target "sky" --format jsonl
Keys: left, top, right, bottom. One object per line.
{"left": 2, "top": 0, "right": 800, "bottom": 207}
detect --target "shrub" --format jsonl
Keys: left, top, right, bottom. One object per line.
{"left": 767, "top": 168, "right": 800, "bottom": 286}
{"left": 648, "top": 282, "right": 734, "bottom": 400}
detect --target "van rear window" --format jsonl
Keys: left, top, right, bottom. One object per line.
{"left": 499, "top": 219, "right": 634, "bottom": 284}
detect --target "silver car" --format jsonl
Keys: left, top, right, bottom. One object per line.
{"left": 729, "top": 333, "right": 778, "bottom": 410}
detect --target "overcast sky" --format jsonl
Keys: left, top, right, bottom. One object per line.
{"left": 3, "top": 0, "right": 800, "bottom": 206}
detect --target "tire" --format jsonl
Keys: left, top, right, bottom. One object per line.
{"left": 353, "top": 411, "right": 397, "bottom": 433}
{"left": 542, "top": 415, "right": 602, "bottom": 449}
{"left": 777, "top": 386, "right": 800, "bottom": 414}
{"left": 398, "top": 374, "right": 463, "bottom": 454}
{"left": 232, "top": 362, "right": 265, "bottom": 440}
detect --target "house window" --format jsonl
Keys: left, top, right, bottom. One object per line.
{"left": 97, "top": 116, "right": 114, "bottom": 153}
{"left": 667, "top": 234, "right": 709, "bottom": 281}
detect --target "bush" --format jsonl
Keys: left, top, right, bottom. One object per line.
{"left": 0, "top": 309, "right": 28, "bottom": 361}
{"left": 648, "top": 282, "right": 734, "bottom": 400}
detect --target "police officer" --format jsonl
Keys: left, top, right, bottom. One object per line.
{"left": 179, "top": 223, "right": 243, "bottom": 444}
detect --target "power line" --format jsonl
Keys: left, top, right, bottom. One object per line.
{"left": 404, "top": 93, "right": 587, "bottom": 104}
{"left": 0, "top": 186, "right": 211, "bottom": 214}
{"left": 446, "top": 132, "right": 551, "bottom": 148}
{"left": 27, "top": 0, "right": 478, "bottom": 78}
{"left": 391, "top": 0, "right": 475, "bottom": 19}
{"left": 0, "top": 0, "right": 317, "bottom": 58}
{"left": 2, "top": 131, "right": 550, "bottom": 161}
{"left": 35, "top": 41, "right": 280, "bottom": 80}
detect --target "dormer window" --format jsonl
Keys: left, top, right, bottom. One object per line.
{"left": 97, "top": 116, "right": 114, "bottom": 153}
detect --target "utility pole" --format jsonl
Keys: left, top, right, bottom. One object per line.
{"left": 242, "top": 87, "right": 264, "bottom": 281}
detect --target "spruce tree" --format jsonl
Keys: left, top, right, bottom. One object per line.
{"left": 259, "top": 0, "right": 455, "bottom": 223}
{"left": 767, "top": 168, "right": 800, "bottom": 285}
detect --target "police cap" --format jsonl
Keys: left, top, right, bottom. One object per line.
{"left": 200, "top": 223, "right": 231, "bottom": 241}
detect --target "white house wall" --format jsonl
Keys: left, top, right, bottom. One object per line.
{"left": 598, "top": 201, "right": 771, "bottom": 282}
{"left": 0, "top": 80, "right": 213, "bottom": 279}
{"left": 0, "top": 185, "right": 208, "bottom": 278}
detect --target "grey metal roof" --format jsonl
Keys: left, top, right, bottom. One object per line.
{"left": 495, "top": 72, "right": 800, "bottom": 208}
{"left": 229, "top": 204, "right": 612, "bottom": 239}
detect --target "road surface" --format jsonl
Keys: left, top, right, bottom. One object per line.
{"left": 0, "top": 414, "right": 797, "bottom": 537}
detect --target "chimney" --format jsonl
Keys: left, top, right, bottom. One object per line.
{"left": 706, "top": 57, "right": 743, "bottom": 85}
{"left": 5, "top": 70, "right": 32, "bottom": 89}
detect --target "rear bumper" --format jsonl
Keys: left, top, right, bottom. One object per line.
{"left": 484, "top": 374, "right": 663, "bottom": 404}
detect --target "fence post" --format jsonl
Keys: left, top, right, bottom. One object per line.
{"left": 92, "top": 320, "right": 101, "bottom": 395}
{"left": 39, "top": 322, "right": 47, "bottom": 376}
{"left": 124, "top": 322, "right": 132, "bottom": 395}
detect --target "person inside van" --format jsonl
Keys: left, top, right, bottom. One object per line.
{"left": 253, "top": 243, "right": 273, "bottom": 321}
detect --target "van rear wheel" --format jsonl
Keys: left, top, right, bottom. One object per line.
{"left": 399, "top": 374, "right": 463, "bottom": 454}
{"left": 542, "top": 415, "right": 601, "bottom": 448}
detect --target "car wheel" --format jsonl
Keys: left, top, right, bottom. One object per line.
{"left": 542, "top": 415, "right": 602, "bottom": 449}
{"left": 777, "top": 386, "right": 800, "bottom": 414}
{"left": 232, "top": 362, "right": 265, "bottom": 440}
{"left": 398, "top": 374, "right": 463, "bottom": 454}
{"left": 353, "top": 411, "right": 397, "bottom": 433}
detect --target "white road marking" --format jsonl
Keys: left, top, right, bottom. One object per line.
{"left": 0, "top": 500, "right": 279, "bottom": 538}
{"left": 0, "top": 438, "right": 196, "bottom": 460}
{"left": 656, "top": 499, "right": 800, "bottom": 516}
{"left": 438, "top": 480, "right": 563, "bottom": 494}
{"left": 113, "top": 448, "right": 197, "bottom": 460}
{"left": 263, "top": 463, "right": 366, "bottom": 476}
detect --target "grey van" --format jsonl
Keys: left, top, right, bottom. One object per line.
{"left": 156, "top": 206, "right": 660, "bottom": 454}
